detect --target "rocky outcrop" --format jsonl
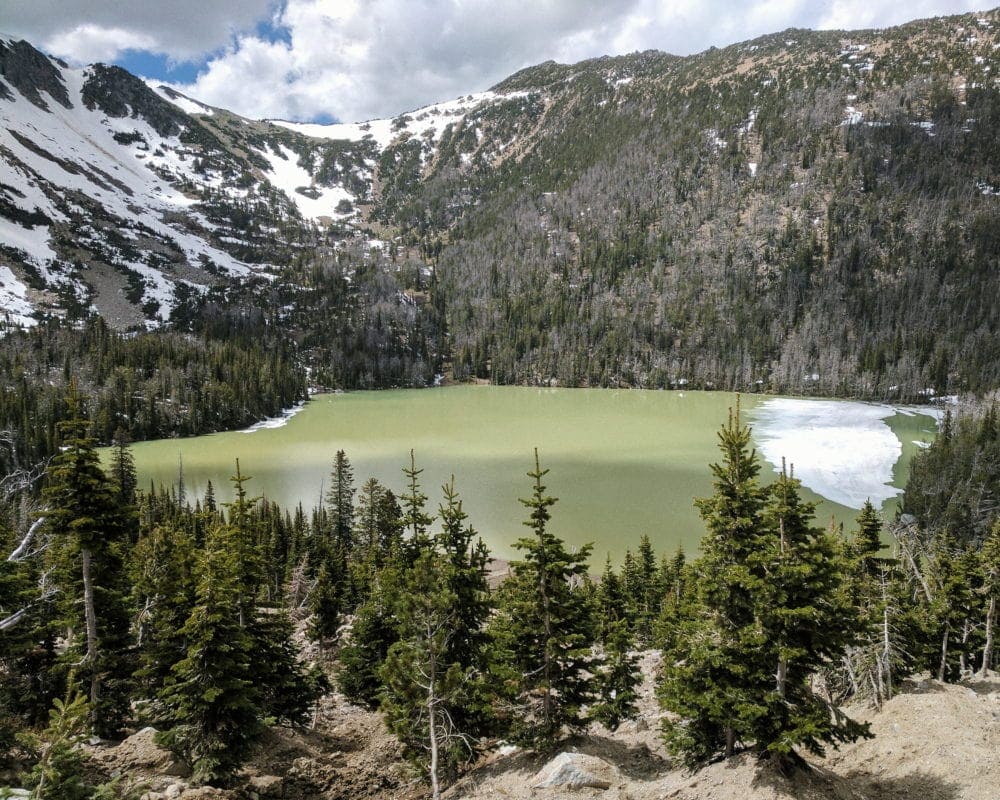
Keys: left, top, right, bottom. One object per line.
{"left": 81, "top": 64, "right": 190, "bottom": 137}
{"left": 532, "top": 752, "right": 618, "bottom": 790}
{"left": 0, "top": 39, "right": 71, "bottom": 109}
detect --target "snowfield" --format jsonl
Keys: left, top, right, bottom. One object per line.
{"left": 750, "top": 398, "right": 936, "bottom": 509}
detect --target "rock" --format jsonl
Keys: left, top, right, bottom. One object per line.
{"left": 0, "top": 790, "right": 31, "bottom": 799}
{"left": 532, "top": 752, "right": 618, "bottom": 791}
{"left": 248, "top": 775, "right": 283, "bottom": 797}
{"left": 115, "top": 727, "right": 190, "bottom": 778}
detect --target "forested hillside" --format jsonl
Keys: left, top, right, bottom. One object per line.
{"left": 2, "top": 9, "right": 999, "bottom": 406}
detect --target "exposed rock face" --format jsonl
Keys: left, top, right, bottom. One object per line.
{"left": 0, "top": 38, "right": 71, "bottom": 109}
{"left": 532, "top": 752, "right": 618, "bottom": 790}
{"left": 81, "top": 64, "right": 189, "bottom": 137}
{"left": 109, "top": 726, "right": 190, "bottom": 778}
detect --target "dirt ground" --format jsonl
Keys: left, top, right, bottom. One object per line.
{"left": 90, "top": 652, "right": 999, "bottom": 800}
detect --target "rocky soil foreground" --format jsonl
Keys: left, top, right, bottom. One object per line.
{"left": 85, "top": 654, "right": 998, "bottom": 800}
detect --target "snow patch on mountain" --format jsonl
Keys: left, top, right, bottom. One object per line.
{"left": 262, "top": 144, "right": 353, "bottom": 221}
{"left": 271, "top": 90, "right": 527, "bottom": 148}
{"left": 0, "top": 265, "right": 35, "bottom": 327}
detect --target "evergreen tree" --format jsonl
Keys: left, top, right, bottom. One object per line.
{"left": 753, "top": 466, "right": 869, "bottom": 761}
{"left": 338, "top": 566, "right": 402, "bottom": 709}
{"left": 380, "top": 552, "right": 478, "bottom": 798}
{"left": 307, "top": 555, "right": 346, "bottom": 650}
{"left": 400, "top": 450, "right": 435, "bottom": 559}
{"left": 108, "top": 428, "right": 137, "bottom": 508}
{"left": 132, "top": 522, "right": 197, "bottom": 708}
{"left": 659, "top": 403, "right": 771, "bottom": 763}
{"left": 492, "top": 450, "right": 597, "bottom": 750}
{"left": 590, "top": 619, "right": 641, "bottom": 731}
{"left": 325, "top": 450, "right": 355, "bottom": 553}
{"left": 223, "top": 460, "right": 263, "bottom": 627}
{"left": 41, "top": 390, "right": 132, "bottom": 738}
{"left": 660, "top": 406, "right": 870, "bottom": 766}
{"left": 250, "top": 609, "right": 322, "bottom": 727}
{"left": 596, "top": 555, "right": 627, "bottom": 645}
{"left": 21, "top": 687, "right": 94, "bottom": 800}
{"left": 157, "top": 521, "right": 263, "bottom": 785}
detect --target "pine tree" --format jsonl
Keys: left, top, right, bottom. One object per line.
{"left": 492, "top": 450, "right": 597, "bottom": 750}
{"left": 659, "top": 403, "right": 771, "bottom": 764}
{"left": 223, "top": 460, "right": 263, "bottom": 627}
{"left": 660, "top": 410, "right": 870, "bottom": 767}
{"left": 307, "top": 554, "right": 346, "bottom": 650}
{"left": 380, "top": 552, "right": 478, "bottom": 798}
{"left": 41, "top": 390, "right": 132, "bottom": 738}
{"left": 338, "top": 566, "right": 402, "bottom": 709}
{"left": 21, "top": 686, "right": 94, "bottom": 800}
{"left": 596, "top": 555, "right": 627, "bottom": 644}
{"left": 634, "top": 534, "right": 658, "bottom": 644}
{"left": 753, "top": 466, "right": 870, "bottom": 761}
{"left": 157, "top": 521, "right": 263, "bottom": 785}
{"left": 400, "top": 450, "right": 434, "bottom": 560}
{"left": 108, "top": 427, "right": 137, "bottom": 507}
{"left": 250, "top": 609, "right": 322, "bottom": 727}
{"left": 590, "top": 619, "right": 641, "bottom": 731}
{"left": 325, "top": 450, "right": 355, "bottom": 553}
{"left": 132, "top": 522, "right": 197, "bottom": 708}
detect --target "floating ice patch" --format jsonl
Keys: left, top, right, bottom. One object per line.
{"left": 240, "top": 401, "right": 306, "bottom": 433}
{"left": 750, "top": 398, "right": 904, "bottom": 509}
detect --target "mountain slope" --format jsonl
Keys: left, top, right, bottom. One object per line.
{"left": 2, "top": 10, "right": 1000, "bottom": 398}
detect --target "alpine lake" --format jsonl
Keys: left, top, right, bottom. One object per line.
{"left": 111, "top": 387, "right": 939, "bottom": 563}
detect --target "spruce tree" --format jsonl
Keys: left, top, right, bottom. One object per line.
{"left": 132, "top": 522, "right": 197, "bottom": 708}
{"left": 400, "top": 450, "right": 435, "bottom": 559}
{"left": 754, "top": 466, "right": 869, "bottom": 761}
{"left": 590, "top": 619, "right": 641, "bottom": 732}
{"left": 325, "top": 449, "right": 355, "bottom": 553}
{"left": 379, "top": 552, "right": 477, "bottom": 798}
{"left": 338, "top": 565, "right": 402, "bottom": 709}
{"left": 659, "top": 403, "right": 770, "bottom": 763}
{"left": 492, "top": 450, "right": 597, "bottom": 750}
{"left": 41, "top": 390, "right": 132, "bottom": 738}
{"left": 157, "top": 520, "right": 263, "bottom": 785}
{"left": 659, "top": 409, "right": 870, "bottom": 766}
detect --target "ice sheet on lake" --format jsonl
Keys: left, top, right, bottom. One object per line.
{"left": 750, "top": 398, "right": 909, "bottom": 509}
{"left": 239, "top": 401, "right": 306, "bottom": 433}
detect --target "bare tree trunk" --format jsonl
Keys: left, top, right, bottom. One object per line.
{"left": 81, "top": 547, "right": 101, "bottom": 706}
{"left": 429, "top": 694, "right": 440, "bottom": 800}
{"left": 776, "top": 658, "right": 787, "bottom": 699}
{"left": 981, "top": 595, "right": 996, "bottom": 678}
{"left": 937, "top": 623, "right": 950, "bottom": 683}
{"left": 725, "top": 726, "right": 735, "bottom": 758}
{"left": 960, "top": 618, "right": 971, "bottom": 676}
{"left": 8, "top": 518, "right": 44, "bottom": 562}
{"left": 882, "top": 601, "right": 893, "bottom": 701}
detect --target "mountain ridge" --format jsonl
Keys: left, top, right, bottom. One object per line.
{"left": 2, "top": 9, "right": 999, "bottom": 398}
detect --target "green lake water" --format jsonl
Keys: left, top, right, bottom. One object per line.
{"left": 117, "top": 387, "right": 938, "bottom": 562}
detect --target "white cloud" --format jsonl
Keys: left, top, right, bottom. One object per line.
{"left": 1, "top": 0, "right": 990, "bottom": 122}
{"left": 42, "top": 24, "right": 159, "bottom": 64}
{"left": 1, "top": 0, "right": 275, "bottom": 61}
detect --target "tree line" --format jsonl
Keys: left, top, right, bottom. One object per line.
{"left": 0, "top": 394, "right": 997, "bottom": 798}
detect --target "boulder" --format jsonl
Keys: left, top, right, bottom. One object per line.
{"left": 115, "top": 727, "right": 190, "bottom": 777}
{"left": 532, "top": 752, "right": 618, "bottom": 791}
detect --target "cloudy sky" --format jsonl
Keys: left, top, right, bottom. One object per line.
{"left": 1, "top": 1, "right": 990, "bottom": 123}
